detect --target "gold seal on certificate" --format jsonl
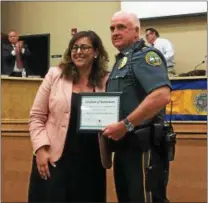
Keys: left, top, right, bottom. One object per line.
{"left": 77, "top": 92, "right": 122, "bottom": 132}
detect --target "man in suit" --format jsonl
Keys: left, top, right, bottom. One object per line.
{"left": 2, "top": 30, "right": 31, "bottom": 77}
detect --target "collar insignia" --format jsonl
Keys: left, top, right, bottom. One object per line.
{"left": 118, "top": 56, "right": 128, "bottom": 69}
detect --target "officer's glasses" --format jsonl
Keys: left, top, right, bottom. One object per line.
{"left": 71, "top": 44, "right": 92, "bottom": 53}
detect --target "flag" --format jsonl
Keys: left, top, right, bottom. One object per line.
{"left": 166, "top": 78, "right": 207, "bottom": 121}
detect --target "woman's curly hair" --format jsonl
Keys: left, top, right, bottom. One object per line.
{"left": 59, "top": 30, "right": 109, "bottom": 88}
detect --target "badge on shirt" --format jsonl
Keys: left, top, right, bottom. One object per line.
{"left": 118, "top": 57, "right": 128, "bottom": 69}
{"left": 145, "top": 51, "right": 162, "bottom": 66}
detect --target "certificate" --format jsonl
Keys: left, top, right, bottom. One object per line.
{"left": 77, "top": 92, "right": 121, "bottom": 132}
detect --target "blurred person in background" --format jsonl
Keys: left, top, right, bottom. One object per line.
{"left": 2, "top": 30, "right": 31, "bottom": 77}
{"left": 145, "top": 28, "right": 176, "bottom": 77}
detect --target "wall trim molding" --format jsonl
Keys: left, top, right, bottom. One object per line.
{"left": 1, "top": 119, "right": 29, "bottom": 135}
{"left": 1, "top": 119, "right": 207, "bottom": 139}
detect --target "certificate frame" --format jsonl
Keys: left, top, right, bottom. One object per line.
{"left": 77, "top": 92, "right": 122, "bottom": 133}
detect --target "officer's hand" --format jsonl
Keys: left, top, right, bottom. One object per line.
{"left": 102, "top": 121, "right": 127, "bottom": 141}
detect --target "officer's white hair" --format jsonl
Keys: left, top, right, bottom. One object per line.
{"left": 112, "top": 10, "right": 140, "bottom": 30}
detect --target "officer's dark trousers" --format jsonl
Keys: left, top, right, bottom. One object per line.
{"left": 113, "top": 146, "right": 169, "bottom": 203}
{"left": 151, "top": 145, "right": 169, "bottom": 203}
{"left": 113, "top": 148, "right": 152, "bottom": 203}
{"left": 164, "top": 163, "right": 170, "bottom": 202}
{"left": 155, "top": 161, "right": 169, "bottom": 203}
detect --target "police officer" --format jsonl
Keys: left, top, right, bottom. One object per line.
{"left": 102, "top": 11, "right": 172, "bottom": 203}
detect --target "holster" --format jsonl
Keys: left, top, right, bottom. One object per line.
{"left": 128, "top": 126, "right": 151, "bottom": 152}
{"left": 152, "top": 123, "right": 164, "bottom": 146}
{"left": 152, "top": 122, "right": 177, "bottom": 162}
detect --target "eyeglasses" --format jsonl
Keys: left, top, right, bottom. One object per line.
{"left": 71, "top": 44, "right": 92, "bottom": 53}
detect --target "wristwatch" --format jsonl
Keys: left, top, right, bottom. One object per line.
{"left": 123, "top": 118, "right": 135, "bottom": 132}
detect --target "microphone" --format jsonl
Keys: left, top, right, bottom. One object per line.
{"left": 179, "top": 55, "right": 206, "bottom": 77}
{"left": 194, "top": 55, "right": 206, "bottom": 70}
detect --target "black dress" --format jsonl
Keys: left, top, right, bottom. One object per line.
{"left": 28, "top": 92, "right": 106, "bottom": 202}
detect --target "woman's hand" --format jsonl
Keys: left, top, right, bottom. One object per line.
{"left": 36, "top": 146, "right": 56, "bottom": 180}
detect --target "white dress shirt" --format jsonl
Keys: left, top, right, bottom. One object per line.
{"left": 11, "top": 44, "right": 25, "bottom": 72}
{"left": 153, "top": 38, "right": 175, "bottom": 67}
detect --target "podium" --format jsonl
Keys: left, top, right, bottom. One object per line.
{"left": 1, "top": 76, "right": 43, "bottom": 202}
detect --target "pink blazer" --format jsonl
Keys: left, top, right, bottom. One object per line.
{"left": 29, "top": 67, "right": 108, "bottom": 162}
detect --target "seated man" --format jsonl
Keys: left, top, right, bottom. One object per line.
{"left": 145, "top": 28, "right": 176, "bottom": 77}
{"left": 2, "top": 30, "right": 31, "bottom": 77}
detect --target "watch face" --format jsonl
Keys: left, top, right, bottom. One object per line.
{"left": 128, "top": 125, "right": 134, "bottom": 132}
{"left": 127, "top": 123, "right": 134, "bottom": 132}
{"left": 124, "top": 119, "right": 134, "bottom": 132}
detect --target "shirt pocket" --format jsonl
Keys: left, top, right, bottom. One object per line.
{"left": 110, "top": 65, "right": 135, "bottom": 90}
{"left": 121, "top": 64, "right": 135, "bottom": 80}
{"left": 115, "top": 65, "right": 129, "bottom": 78}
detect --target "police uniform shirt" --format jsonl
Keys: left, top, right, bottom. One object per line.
{"left": 106, "top": 40, "right": 172, "bottom": 124}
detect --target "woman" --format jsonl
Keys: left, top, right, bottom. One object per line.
{"left": 28, "top": 31, "right": 109, "bottom": 202}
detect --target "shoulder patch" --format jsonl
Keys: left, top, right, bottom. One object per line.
{"left": 145, "top": 51, "right": 162, "bottom": 66}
